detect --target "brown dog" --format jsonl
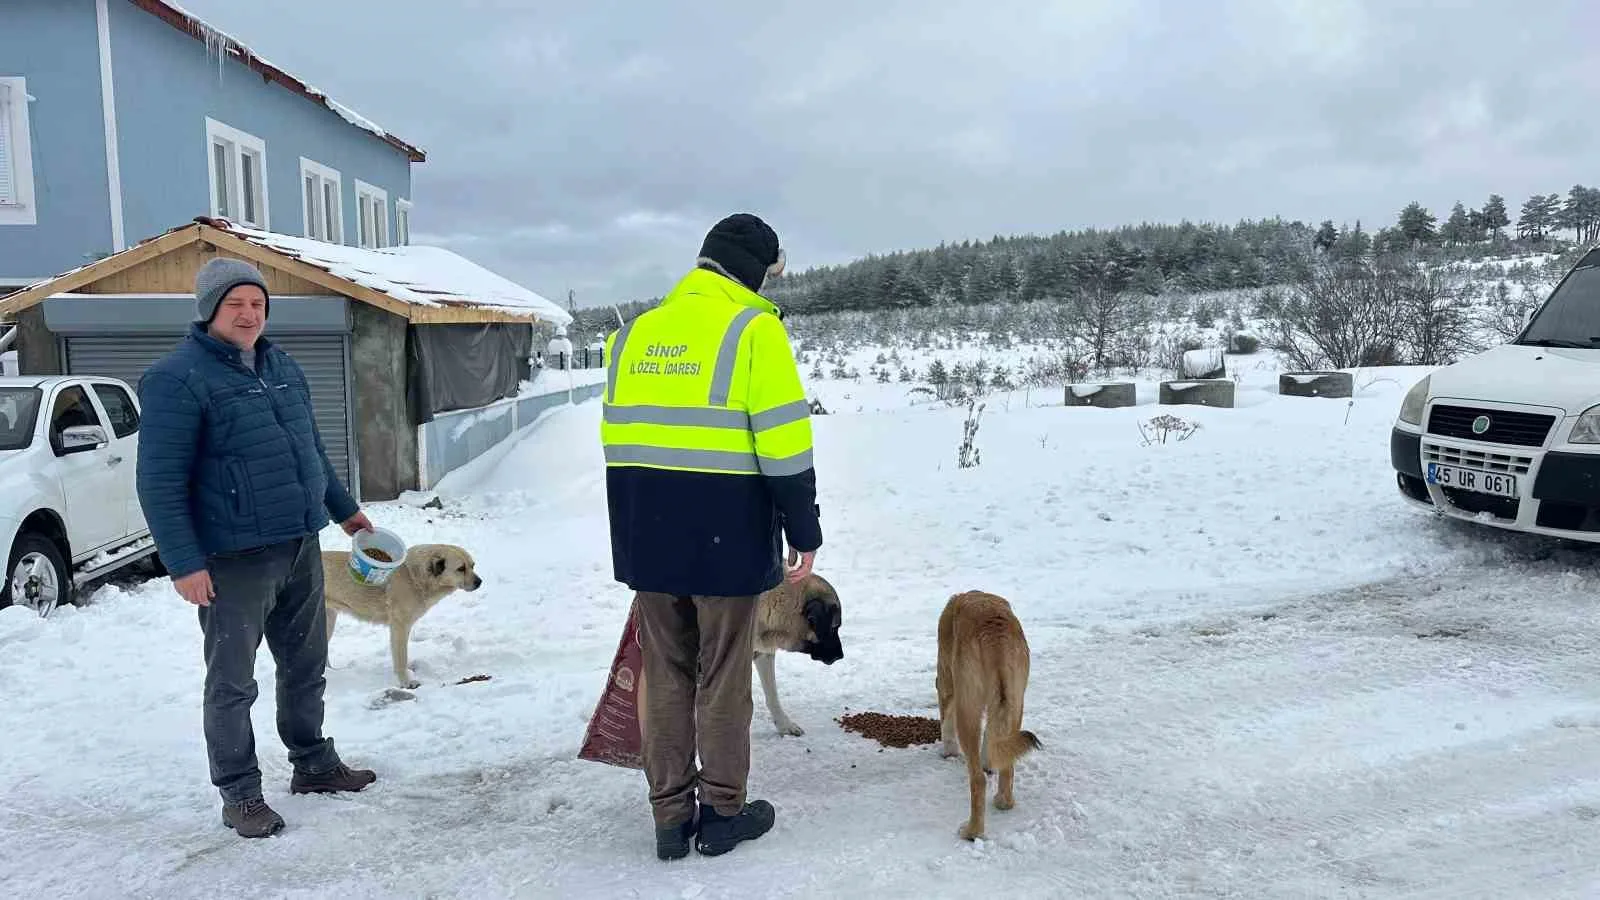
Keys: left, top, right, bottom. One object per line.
{"left": 936, "top": 590, "right": 1041, "bottom": 841}
{"left": 321, "top": 543, "right": 483, "bottom": 689}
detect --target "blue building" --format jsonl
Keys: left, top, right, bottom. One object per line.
{"left": 0, "top": 0, "right": 425, "bottom": 289}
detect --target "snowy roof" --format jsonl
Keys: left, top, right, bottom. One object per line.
{"left": 129, "top": 0, "right": 425, "bottom": 162}
{"left": 0, "top": 218, "right": 571, "bottom": 327}
{"left": 217, "top": 220, "right": 571, "bottom": 325}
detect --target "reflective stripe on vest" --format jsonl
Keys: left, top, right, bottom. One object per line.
{"left": 603, "top": 444, "right": 760, "bottom": 474}
{"left": 748, "top": 398, "right": 810, "bottom": 432}
{"left": 707, "top": 307, "right": 761, "bottom": 406}
{"left": 605, "top": 318, "right": 637, "bottom": 404}
{"left": 601, "top": 397, "right": 810, "bottom": 432}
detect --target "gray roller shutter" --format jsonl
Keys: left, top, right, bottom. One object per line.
{"left": 61, "top": 334, "right": 185, "bottom": 393}
{"left": 63, "top": 333, "right": 356, "bottom": 490}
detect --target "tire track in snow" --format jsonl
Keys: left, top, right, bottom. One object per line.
{"left": 1025, "top": 559, "right": 1600, "bottom": 896}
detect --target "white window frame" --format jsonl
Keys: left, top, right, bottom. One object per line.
{"left": 205, "top": 117, "right": 269, "bottom": 229}
{"left": 0, "top": 77, "right": 39, "bottom": 226}
{"left": 395, "top": 198, "right": 412, "bottom": 246}
{"left": 299, "top": 157, "right": 343, "bottom": 243}
{"left": 355, "top": 179, "right": 388, "bottom": 249}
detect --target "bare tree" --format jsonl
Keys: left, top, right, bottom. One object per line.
{"left": 1149, "top": 329, "right": 1205, "bottom": 379}
{"left": 1262, "top": 261, "right": 1405, "bottom": 370}
{"left": 1115, "top": 322, "right": 1156, "bottom": 373}
{"left": 1393, "top": 263, "right": 1482, "bottom": 365}
{"left": 1065, "top": 239, "right": 1152, "bottom": 373}
{"left": 1263, "top": 256, "right": 1485, "bottom": 369}
{"left": 1478, "top": 281, "right": 1540, "bottom": 344}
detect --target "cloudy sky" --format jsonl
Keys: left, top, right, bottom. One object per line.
{"left": 177, "top": 0, "right": 1597, "bottom": 309}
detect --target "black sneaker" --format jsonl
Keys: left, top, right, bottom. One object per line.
{"left": 695, "top": 800, "right": 774, "bottom": 856}
{"left": 222, "top": 797, "right": 285, "bottom": 838}
{"left": 655, "top": 812, "right": 698, "bottom": 861}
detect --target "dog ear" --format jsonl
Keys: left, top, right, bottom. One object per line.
{"left": 804, "top": 596, "right": 830, "bottom": 634}
{"left": 428, "top": 555, "right": 447, "bottom": 577}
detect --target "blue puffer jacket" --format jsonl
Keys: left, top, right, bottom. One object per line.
{"left": 136, "top": 323, "right": 359, "bottom": 578}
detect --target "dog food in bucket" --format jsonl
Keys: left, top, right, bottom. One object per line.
{"left": 349, "top": 528, "right": 407, "bottom": 586}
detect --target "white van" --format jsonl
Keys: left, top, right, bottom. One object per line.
{"left": 1391, "top": 247, "right": 1600, "bottom": 542}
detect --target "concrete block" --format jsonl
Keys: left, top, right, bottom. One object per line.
{"left": 1278, "top": 371, "right": 1354, "bottom": 399}
{"left": 1064, "top": 382, "right": 1137, "bottom": 408}
{"left": 1159, "top": 379, "right": 1235, "bottom": 408}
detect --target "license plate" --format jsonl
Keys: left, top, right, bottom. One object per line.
{"left": 1426, "top": 463, "right": 1518, "bottom": 497}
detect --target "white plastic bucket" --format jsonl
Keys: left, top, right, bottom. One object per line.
{"left": 348, "top": 527, "right": 406, "bottom": 586}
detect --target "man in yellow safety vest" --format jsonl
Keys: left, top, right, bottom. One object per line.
{"left": 601, "top": 213, "right": 822, "bottom": 860}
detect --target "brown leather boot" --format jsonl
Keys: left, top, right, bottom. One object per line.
{"left": 222, "top": 797, "right": 286, "bottom": 838}
{"left": 289, "top": 763, "right": 377, "bottom": 794}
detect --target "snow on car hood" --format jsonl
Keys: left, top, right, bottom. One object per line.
{"left": 1428, "top": 343, "right": 1600, "bottom": 416}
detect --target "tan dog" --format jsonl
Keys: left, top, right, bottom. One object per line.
{"left": 752, "top": 572, "right": 844, "bottom": 736}
{"left": 936, "top": 590, "right": 1041, "bottom": 841}
{"left": 321, "top": 543, "right": 483, "bottom": 689}
{"left": 635, "top": 573, "right": 844, "bottom": 739}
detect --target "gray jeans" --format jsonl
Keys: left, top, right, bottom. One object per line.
{"left": 198, "top": 533, "right": 339, "bottom": 802}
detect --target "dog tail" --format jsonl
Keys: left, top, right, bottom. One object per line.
{"left": 991, "top": 728, "right": 1042, "bottom": 769}
{"left": 989, "top": 654, "right": 1041, "bottom": 770}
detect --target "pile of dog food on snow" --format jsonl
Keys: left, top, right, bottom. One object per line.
{"left": 837, "top": 710, "right": 943, "bottom": 748}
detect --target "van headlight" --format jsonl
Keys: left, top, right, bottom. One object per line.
{"left": 1398, "top": 375, "right": 1431, "bottom": 426}
{"left": 1570, "top": 404, "right": 1600, "bottom": 443}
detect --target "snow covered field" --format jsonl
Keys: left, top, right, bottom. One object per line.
{"left": 6, "top": 351, "right": 1600, "bottom": 898}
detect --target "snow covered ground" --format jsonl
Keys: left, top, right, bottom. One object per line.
{"left": 5, "top": 352, "right": 1600, "bottom": 898}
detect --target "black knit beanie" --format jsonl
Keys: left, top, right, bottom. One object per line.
{"left": 697, "top": 213, "right": 782, "bottom": 293}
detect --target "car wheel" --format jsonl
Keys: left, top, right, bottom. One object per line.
{"left": 1, "top": 532, "right": 73, "bottom": 617}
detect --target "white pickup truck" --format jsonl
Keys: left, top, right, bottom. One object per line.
{"left": 1391, "top": 246, "right": 1600, "bottom": 543}
{"left": 0, "top": 375, "right": 159, "bottom": 615}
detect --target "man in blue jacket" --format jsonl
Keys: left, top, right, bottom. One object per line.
{"left": 137, "top": 256, "right": 379, "bottom": 838}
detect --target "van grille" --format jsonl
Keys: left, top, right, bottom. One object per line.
{"left": 1426, "top": 405, "right": 1554, "bottom": 448}
{"left": 1422, "top": 442, "right": 1534, "bottom": 475}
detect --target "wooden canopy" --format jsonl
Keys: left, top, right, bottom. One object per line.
{"left": 0, "top": 220, "right": 560, "bottom": 326}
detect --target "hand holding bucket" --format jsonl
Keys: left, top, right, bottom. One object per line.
{"left": 349, "top": 527, "right": 407, "bottom": 586}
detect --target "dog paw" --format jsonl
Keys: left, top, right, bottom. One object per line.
{"left": 958, "top": 823, "right": 983, "bottom": 842}
{"left": 993, "top": 795, "right": 1014, "bottom": 811}
{"left": 366, "top": 687, "right": 416, "bottom": 709}
{"left": 775, "top": 719, "right": 805, "bottom": 737}
{"left": 399, "top": 678, "right": 421, "bottom": 690}
{"left": 941, "top": 744, "right": 960, "bottom": 759}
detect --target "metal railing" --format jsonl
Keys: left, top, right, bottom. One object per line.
{"left": 416, "top": 379, "right": 605, "bottom": 490}
{"left": 539, "top": 347, "right": 605, "bottom": 370}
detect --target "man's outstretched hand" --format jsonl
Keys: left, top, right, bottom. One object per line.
{"left": 174, "top": 570, "right": 214, "bottom": 607}
{"left": 341, "top": 511, "right": 375, "bottom": 536}
{"left": 785, "top": 547, "right": 816, "bottom": 583}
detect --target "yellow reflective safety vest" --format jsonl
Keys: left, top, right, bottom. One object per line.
{"left": 601, "top": 267, "right": 821, "bottom": 597}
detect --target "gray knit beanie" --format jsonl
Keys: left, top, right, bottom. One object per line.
{"left": 195, "top": 256, "right": 270, "bottom": 323}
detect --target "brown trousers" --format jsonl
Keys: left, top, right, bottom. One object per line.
{"left": 634, "top": 591, "right": 759, "bottom": 827}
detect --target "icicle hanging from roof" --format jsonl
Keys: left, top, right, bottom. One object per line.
{"left": 198, "top": 20, "right": 230, "bottom": 82}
